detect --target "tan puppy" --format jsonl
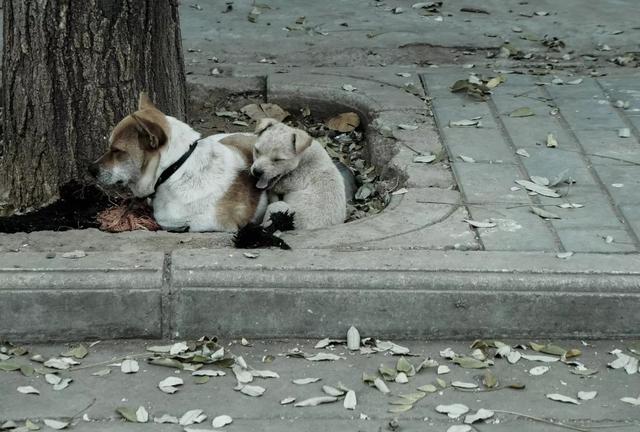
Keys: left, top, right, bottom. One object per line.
{"left": 250, "top": 118, "right": 346, "bottom": 229}
{"left": 90, "top": 93, "right": 266, "bottom": 232}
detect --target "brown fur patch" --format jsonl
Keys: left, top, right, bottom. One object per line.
{"left": 220, "top": 134, "right": 257, "bottom": 164}
{"left": 216, "top": 170, "right": 262, "bottom": 230}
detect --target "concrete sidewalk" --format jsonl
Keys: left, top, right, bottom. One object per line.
{"left": 2, "top": 1, "right": 640, "bottom": 342}
{"left": 1, "top": 338, "right": 639, "bottom": 432}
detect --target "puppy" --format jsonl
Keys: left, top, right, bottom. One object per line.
{"left": 90, "top": 93, "right": 266, "bottom": 232}
{"left": 250, "top": 118, "right": 346, "bottom": 230}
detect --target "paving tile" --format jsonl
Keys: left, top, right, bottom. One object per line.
{"left": 453, "top": 162, "right": 527, "bottom": 204}
{"left": 467, "top": 205, "right": 559, "bottom": 252}
{"left": 556, "top": 227, "right": 636, "bottom": 253}
{"left": 573, "top": 129, "right": 640, "bottom": 166}
{"left": 441, "top": 127, "right": 515, "bottom": 163}
{"left": 619, "top": 204, "right": 640, "bottom": 242}
{"left": 595, "top": 165, "right": 640, "bottom": 205}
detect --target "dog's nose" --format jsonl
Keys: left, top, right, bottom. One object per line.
{"left": 88, "top": 163, "right": 99, "bottom": 178}
{"left": 251, "top": 167, "right": 263, "bottom": 178}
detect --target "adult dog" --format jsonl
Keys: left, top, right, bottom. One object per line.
{"left": 90, "top": 93, "right": 266, "bottom": 232}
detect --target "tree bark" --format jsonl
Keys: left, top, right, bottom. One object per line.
{"left": 1, "top": 0, "right": 187, "bottom": 210}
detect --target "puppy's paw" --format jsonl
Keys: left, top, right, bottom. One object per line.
{"left": 268, "top": 210, "right": 296, "bottom": 232}
{"left": 233, "top": 222, "right": 291, "bottom": 250}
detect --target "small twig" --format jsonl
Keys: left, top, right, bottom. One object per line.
{"left": 68, "top": 352, "right": 149, "bottom": 371}
{"left": 71, "top": 398, "right": 97, "bottom": 419}
{"left": 490, "top": 409, "right": 591, "bottom": 432}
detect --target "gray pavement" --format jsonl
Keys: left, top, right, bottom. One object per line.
{"left": 1, "top": 3, "right": 640, "bottom": 342}
{"left": 1, "top": 338, "right": 639, "bottom": 432}
{"left": 2, "top": 1, "right": 640, "bottom": 430}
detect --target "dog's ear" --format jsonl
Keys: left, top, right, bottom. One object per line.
{"left": 131, "top": 110, "right": 168, "bottom": 150}
{"left": 255, "top": 118, "right": 277, "bottom": 134}
{"left": 293, "top": 129, "right": 312, "bottom": 154}
{"left": 138, "top": 92, "right": 156, "bottom": 111}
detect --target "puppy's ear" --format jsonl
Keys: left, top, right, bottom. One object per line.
{"left": 138, "top": 92, "right": 156, "bottom": 111}
{"left": 293, "top": 129, "right": 312, "bottom": 154}
{"left": 255, "top": 118, "right": 277, "bottom": 134}
{"left": 131, "top": 111, "right": 168, "bottom": 150}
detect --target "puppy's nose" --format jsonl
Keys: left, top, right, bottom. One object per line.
{"left": 88, "top": 163, "right": 99, "bottom": 178}
{"left": 251, "top": 167, "right": 263, "bottom": 178}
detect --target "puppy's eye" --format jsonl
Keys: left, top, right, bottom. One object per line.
{"left": 274, "top": 158, "right": 286, "bottom": 162}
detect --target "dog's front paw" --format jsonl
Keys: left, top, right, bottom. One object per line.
{"left": 268, "top": 210, "right": 295, "bottom": 232}
{"left": 233, "top": 222, "right": 291, "bottom": 250}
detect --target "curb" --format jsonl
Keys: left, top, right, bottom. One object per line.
{"left": 2, "top": 249, "right": 639, "bottom": 341}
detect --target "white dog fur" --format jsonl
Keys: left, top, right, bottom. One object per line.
{"left": 91, "top": 94, "right": 266, "bottom": 232}
{"left": 250, "top": 118, "right": 346, "bottom": 230}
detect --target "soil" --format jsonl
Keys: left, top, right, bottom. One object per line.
{"left": 0, "top": 181, "right": 112, "bottom": 233}
{"left": 0, "top": 94, "right": 389, "bottom": 233}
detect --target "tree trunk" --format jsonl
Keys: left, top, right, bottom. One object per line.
{"left": 0, "top": 0, "right": 187, "bottom": 211}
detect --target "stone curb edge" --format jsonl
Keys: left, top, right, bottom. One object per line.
{"left": 1, "top": 250, "right": 639, "bottom": 342}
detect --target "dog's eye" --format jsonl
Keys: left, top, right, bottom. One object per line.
{"left": 274, "top": 158, "right": 286, "bottom": 162}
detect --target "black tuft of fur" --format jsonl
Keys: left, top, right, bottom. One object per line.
{"left": 267, "top": 210, "right": 295, "bottom": 232}
{"left": 233, "top": 222, "right": 291, "bottom": 250}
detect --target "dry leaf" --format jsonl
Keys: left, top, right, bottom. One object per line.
{"left": 326, "top": 112, "right": 360, "bottom": 132}
{"left": 464, "top": 219, "right": 496, "bottom": 228}
{"left": 521, "top": 354, "right": 559, "bottom": 362}
{"left": 212, "top": 415, "right": 233, "bottom": 428}
{"left": 180, "top": 409, "right": 206, "bottom": 426}
{"left": 293, "top": 377, "right": 321, "bottom": 385}
{"left": 158, "top": 376, "right": 184, "bottom": 393}
{"left": 116, "top": 407, "right": 138, "bottom": 422}
{"left": 398, "top": 124, "right": 419, "bottom": 130}
{"left": 464, "top": 408, "right": 494, "bottom": 424}
{"left": 136, "top": 406, "right": 149, "bottom": 423}
{"left": 515, "top": 180, "right": 560, "bottom": 197}
{"left": 280, "top": 397, "right": 296, "bottom": 405}
{"left": 436, "top": 403, "right": 470, "bottom": 419}
{"left": 458, "top": 155, "right": 476, "bottom": 163}
{"left": 619, "top": 128, "right": 631, "bottom": 138}
{"left": 344, "top": 390, "right": 357, "bottom": 410}
{"left": 347, "top": 326, "right": 360, "bottom": 351}
{"left": 193, "top": 369, "right": 226, "bottom": 377}
{"left": 509, "top": 107, "right": 535, "bottom": 117}
{"left": 61, "top": 345, "right": 88, "bottom": 359}
{"left": 437, "top": 365, "right": 450, "bottom": 374}
{"left": 306, "top": 353, "right": 344, "bottom": 361}
{"left": 557, "top": 251, "right": 574, "bottom": 259}
{"left": 342, "top": 84, "right": 357, "bottom": 92}
{"left": 546, "top": 133, "right": 558, "bottom": 148}
{"left": 578, "top": 391, "right": 597, "bottom": 400}
{"left": 323, "top": 385, "right": 345, "bottom": 397}
{"left": 240, "top": 385, "right": 266, "bottom": 397}
{"left": 414, "top": 154, "right": 437, "bottom": 163}
{"left": 240, "top": 103, "right": 289, "bottom": 122}
{"left": 295, "top": 396, "right": 338, "bottom": 407}
{"left": 154, "top": 414, "right": 179, "bottom": 424}
{"left": 547, "top": 393, "right": 580, "bottom": 404}
{"left": 17, "top": 386, "right": 39, "bottom": 395}
{"left": 374, "top": 378, "right": 391, "bottom": 394}
{"left": 121, "top": 359, "right": 139, "bottom": 374}
{"left": 450, "top": 119, "right": 480, "bottom": 127}
{"left": 529, "top": 366, "right": 549, "bottom": 376}
{"left": 43, "top": 419, "right": 69, "bottom": 430}
{"left": 451, "top": 381, "right": 478, "bottom": 389}
{"left": 621, "top": 396, "right": 640, "bottom": 406}
{"left": 531, "top": 206, "right": 561, "bottom": 219}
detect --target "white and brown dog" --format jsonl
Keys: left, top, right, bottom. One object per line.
{"left": 250, "top": 118, "right": 347, "bottom": 230}
{"left": 90, "top": 93, "right": 266, "bottom": 232}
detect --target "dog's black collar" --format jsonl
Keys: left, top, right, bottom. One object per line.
{"left": 144, "top": 138, "right": 200, "bottom": 200}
